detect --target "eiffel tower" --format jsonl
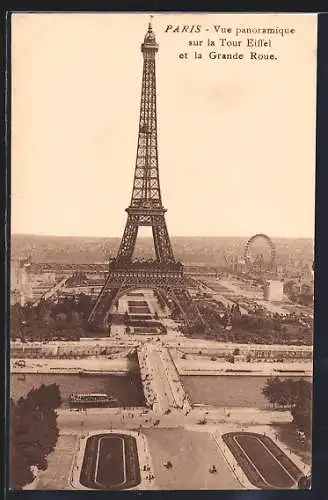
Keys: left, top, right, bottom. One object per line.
{"left": 88, "top": 21, "right": 203, "bottom": 331}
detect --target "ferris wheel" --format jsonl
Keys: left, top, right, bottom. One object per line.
{"left": 244, "top": 233, "right": 276, "bottom": 273}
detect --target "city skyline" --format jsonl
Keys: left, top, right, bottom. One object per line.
{"left": 11, "top": 13, "right": 317, "bottom": 239}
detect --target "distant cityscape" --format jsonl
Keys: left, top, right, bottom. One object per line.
{"left": 11, "top": 233, "right": 314, "bottom": 313}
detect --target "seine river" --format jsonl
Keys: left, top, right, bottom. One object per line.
{"left": 11, "top": 373, "right": 311, "bottom": 410}
{"left": 10, "top": 373, "right": 146, "bottom": 408}
{"left": 181, "top": 375, "right": 312, "bottom": 409}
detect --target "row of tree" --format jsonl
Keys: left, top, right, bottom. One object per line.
{"left": 11, "top": 293, "right": 95, "bottom": 341}
{"left": 10, "top": 384, "right": 62, "bottom": 489}
{"left": 192, "top": 302, "right": 312, "bottom": 345}
{"left": 284, "top": 280, "right": 314, "bottom": 307}
{"left": 262, "top": 377, "right": 312, "bottom": 437}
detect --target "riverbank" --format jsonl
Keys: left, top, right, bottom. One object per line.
{"left": 10, "top": 356, "right": 312, "bottom": 378}
{"left": 11, "top": 357, "right": 137, "bottom": 375}
{"left": 175, "top": 360, "right": 312, "bottom": 377}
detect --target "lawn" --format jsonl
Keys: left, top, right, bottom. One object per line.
{"left": 79, "top": 433, "right": 141, "bottom": 490}
{"left": 223, "top": 432, "right": 302, "bottom": 489}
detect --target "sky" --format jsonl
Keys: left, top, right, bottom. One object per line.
{"left": 11, "top": 13, "right": 317, "bottom": 238}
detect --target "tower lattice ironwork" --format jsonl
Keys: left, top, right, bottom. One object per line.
{"left": 88, "top": 21, "right": 203, "bottom": 331}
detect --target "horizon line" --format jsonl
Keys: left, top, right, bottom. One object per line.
{"left": 11, "top": 232, "right": 315, "bottom": 240}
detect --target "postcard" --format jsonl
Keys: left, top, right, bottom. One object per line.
{"left": 9, "top": 12, "right": 315, "bottom": 491}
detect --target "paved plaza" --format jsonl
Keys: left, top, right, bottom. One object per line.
{"left": 142, "top": 428, "right": 242, "bottom": 490}
{"left": 36, "top": 435, "right": 78, "bottom": 490}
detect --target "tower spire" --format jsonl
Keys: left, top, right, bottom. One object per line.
{"left": 142, "top": 15, "right": 158, "bottom": 50}
{"left": 148, "top": 14, "right": 153, "bottom": 31}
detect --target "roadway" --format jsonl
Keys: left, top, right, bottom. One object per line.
{"left": 57, "top": 405, "right": 292, "bottom": 435}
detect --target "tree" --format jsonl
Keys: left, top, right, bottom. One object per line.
{"left": 283, "top": 280, "right": 297, "bottom": 296}
{"left": 10, "top": 384, "right": 62, "bottom": 489}
{"left": 298, "top": 474, "right": 311, "bottom": 489}
{"left": 288, "top": 379, "right": 312, "bottom": 407}
{"left": 10, "top": 304, "right": 22, "bottom": 336}
{"left": 291, "top": 399, "right": 312, "bottom": 437}
{"left": 24, "top": 383, "right": 62, "bottom": 410}
{"left": 70, "top": 311, "right": 81, "bottom": 327}
{"left": 262, "top": 377, "right": 285, "bottom": 407}
{"left": 233, "top": 303, "right": 241, "bottom": 318}
{"left": 262, "top": 377, "right": 312, "bottom": 413}
{"left": 76, "top": 293, "right": 93, "bottom": 319}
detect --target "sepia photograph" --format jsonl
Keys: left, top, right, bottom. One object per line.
{"left": 9, "top": 12, "right": 316, "bottom": 491}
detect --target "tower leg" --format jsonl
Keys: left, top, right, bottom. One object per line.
{"left": 152, "top": 223, "right": 175, "bottom": 263}
{"left": 117, "top": 216, "right": 139, "bottom": 261}
{"left": 169, "top": 287, "right": 204, "bottom": 327}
